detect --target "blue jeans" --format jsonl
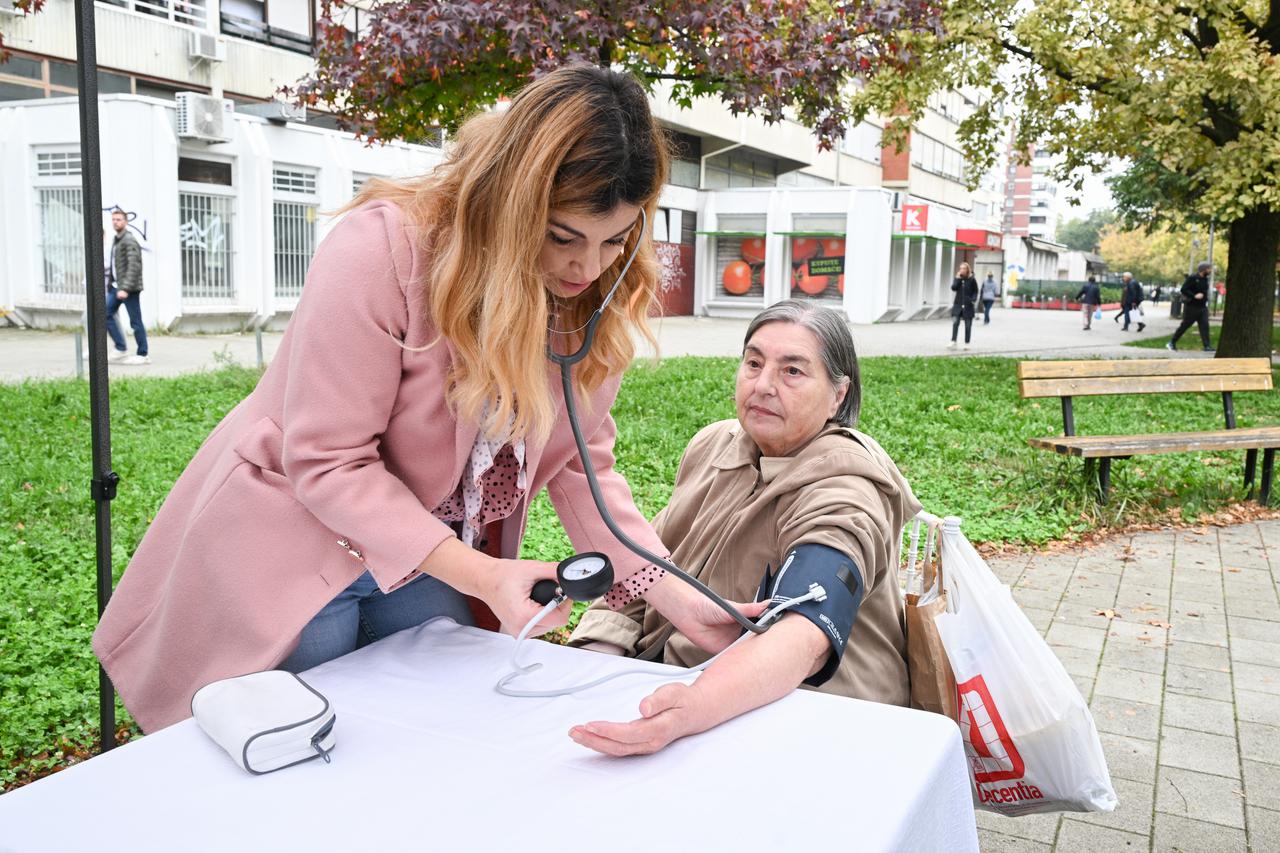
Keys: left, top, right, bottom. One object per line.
{"left": 279, "top": 572, "right": 474, "bottom": 673}
{"left": 106, "top": 289, "right": 148, "bottom": 356}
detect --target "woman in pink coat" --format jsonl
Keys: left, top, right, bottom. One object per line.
{"left": 94, "top": 66, "right": 752, "bottom": 732}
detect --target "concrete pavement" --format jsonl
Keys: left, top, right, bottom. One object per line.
{"left": 1, "top": 302, "right": 1216, "bottom": 383}
{"left": 979, "top": 521, "right": 1280, "bottom": 853}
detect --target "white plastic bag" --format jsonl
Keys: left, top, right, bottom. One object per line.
{"left": 933, "top": 518, "right": 1117, "bottom": 816}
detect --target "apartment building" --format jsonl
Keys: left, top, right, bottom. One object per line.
{"left": 2, "top": 0, "right": 1006, "bottom": 327}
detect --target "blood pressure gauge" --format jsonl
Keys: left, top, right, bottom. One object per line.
{"left": 530, "top": 552, "right": 615, "bottom": 605}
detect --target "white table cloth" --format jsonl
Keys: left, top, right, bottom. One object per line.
{"left": 0, "top": 619, "right": 978, "bottom": 852}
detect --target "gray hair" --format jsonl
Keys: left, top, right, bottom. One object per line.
{"left": 743, "top": 300, "right": 861, "bottom": 427}
{"left": 1198, "top": 261, "right": 1212, "bottom": 272}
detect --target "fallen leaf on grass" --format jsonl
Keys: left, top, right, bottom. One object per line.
{"left": 946, "top": 404, "right": 961, "bottom": 412}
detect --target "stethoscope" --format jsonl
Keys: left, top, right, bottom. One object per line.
{"left": 497, "top": 208, "right": 822, "bottom": 698}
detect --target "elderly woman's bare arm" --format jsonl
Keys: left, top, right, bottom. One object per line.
{"left": 567, "top": 613, "right": 829, "bottom": 756}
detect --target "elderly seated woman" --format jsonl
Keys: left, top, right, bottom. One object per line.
{"left": 567, "top": 300, "right": 920, "bottom": 756}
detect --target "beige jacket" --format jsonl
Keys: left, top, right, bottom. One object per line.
{"left": 570, "top": 419, "right": 920, "bottom": 706}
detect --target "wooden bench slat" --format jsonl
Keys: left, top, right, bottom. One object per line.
{"left": 1017, "top": 358, "right": 1272, "bottom": 381}
{"left": 1027, "top": 426, "right": 1280, "bottom": 458}
{"left": 1020, "top": 373, "right": 1273, "bottom": 398}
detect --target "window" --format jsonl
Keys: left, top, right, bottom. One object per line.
{"left": 704, "top": 149, "right": 778, "bottom": 189}
{"left": 179, "top": 157, "right": 233, "bottom": 186}
{"left": 179, "top": 158, "right": 236, "bottom": 300}
{"left": 711, "top": 214, "right": 767, "bottom": 302}
{"left": 37, "top": 151, "right": 84, "bottom": 178}
{"left": 841, "top": 121, "right": 883, "bottom": 165}
{"left": 1030, "top": 215, "right": 1047, "bottom": 224}
{"left": 667, "top": 130, "right": 701, "bottom": 189}
{"left": 0, "top": 53, "right": 77, "bottom": 101}
{"left": 910, "top": 133, "right": 966, "bottom": 182}
{"left": 272, "top": 165, "right": 318, "bottom": 300}
{"left": 352, "top": 172, "right": 376, "bottom": 197}
{"left": 272, "top": 166, "right": 317, "bottom": 195}
{"left": 788, "top": 214, "right": 845, "bottom": 303}
{"left": 34, "top": 148, "right": 85, "bottom": 298}
{"left": 777, "top": 170, "right": 834, "bottom": 188}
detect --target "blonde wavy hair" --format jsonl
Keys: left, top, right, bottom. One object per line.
{"left": 349, "top": 66, "right": 669, "bottom": 445}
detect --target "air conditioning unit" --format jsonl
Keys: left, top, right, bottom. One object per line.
{"left": 176, "top": 92, "right": 232, "bottom": 143}
{"left": 188, "top": 31, "right": 226, "bottom": 63}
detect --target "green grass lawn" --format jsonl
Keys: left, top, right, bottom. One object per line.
{"left": 1126, "top": 319, "right": 1280, "bottom": 351}
{"left": 4, "top": 356, "right": 1280, "bottom": 786}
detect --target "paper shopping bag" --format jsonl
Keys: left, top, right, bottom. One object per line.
{"left": 904, "top": 520, "right": 958, "bottom": 722}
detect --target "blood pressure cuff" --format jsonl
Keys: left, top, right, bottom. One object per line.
{"left": 757, "top": 543, "right": 864, "bottom": 687}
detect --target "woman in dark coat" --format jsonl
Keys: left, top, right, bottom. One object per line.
{"left": 948, "top": 262, "right": 979, "bottom": 349}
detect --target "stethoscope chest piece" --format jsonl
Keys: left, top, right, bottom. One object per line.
{"left": 531, "top": 552, "right": 614, "bottom": 604}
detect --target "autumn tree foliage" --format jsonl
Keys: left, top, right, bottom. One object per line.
{"left": 1099, "top": 223, "right": 1230, "bottom": 287}
{"left": 852, "top": 0, "right": 1280, "bottom": 358}
{"left": 288, "top": 0, "right": 943, "bottom": 150}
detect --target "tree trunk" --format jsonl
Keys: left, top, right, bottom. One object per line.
{"left": 1217, "top": 207, "right": 1280, "bottom": 359}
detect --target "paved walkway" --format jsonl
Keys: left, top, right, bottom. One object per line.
{"left": 979, "top": 520, "right": 1280, "bottom": 853}
{"left": 1, "top": 303, "right": 1217, "bottom": 383}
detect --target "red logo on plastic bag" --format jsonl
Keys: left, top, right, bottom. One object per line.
{"left": 957, "top": 674, "right": 1025, "bottom": 783}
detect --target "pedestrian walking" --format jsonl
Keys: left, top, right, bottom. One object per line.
{"left": 104, "top": 208, "right": 149, "bottom": 364}
{"left": 980, "top": 273, "right": 998, "bottom": 325}
{"left": 948, "top": 262, "right": 979, "bottom": 349}
{"left": 1167, "top": 262, "right": 1215, "bottom": 352}
{"left": 1076, "top": 276, "right": 1102, "bottom": 330}
{"left": 1118, "top": 272, "right": 1146, "bottom": 331}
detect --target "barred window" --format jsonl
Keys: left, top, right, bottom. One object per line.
{"left": 36, "top": 188, "right": 85, "bottom": 297}
{"left": 179, "top": 192, "right": 236, "bottom": 300}
{"left": 272, "top": 165, "right": 318, "bottom": 299}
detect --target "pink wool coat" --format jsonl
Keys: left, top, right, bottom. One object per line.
{"left": 93, "top": 201, "right": 666, "bottom": 732}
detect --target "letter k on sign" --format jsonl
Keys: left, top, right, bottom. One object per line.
{"left": 901, "top": 204, "right": 928, "bottom": 233}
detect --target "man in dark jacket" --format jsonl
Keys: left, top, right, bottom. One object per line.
{"left": 105, "top": 208, "right": 149, "bottom": 365}
{"left": 1167, "top": 262, "right": 1214, "bottom": 352}
{"left": 1118, "top": 272, "right": 1146, "bottom": 332}
{"left": 1075, "top": 276, "right": 1102, "bottom": 330}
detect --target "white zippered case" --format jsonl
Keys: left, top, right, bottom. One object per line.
{"left": 191, "top": 670, "right": 335, "bottom": 775}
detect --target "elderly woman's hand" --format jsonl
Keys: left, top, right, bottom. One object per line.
{"left": 643, "top": 573, "right": 768, "bottom": 655}
{"left": 568, "top": 682, "right": 709, "bottom": 756}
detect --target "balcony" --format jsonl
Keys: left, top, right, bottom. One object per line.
{"left": 220, "top": 11, "right": 313, "bottom": 55}
{"left": 98, "top": 0, "right": 207, "bottom": 29}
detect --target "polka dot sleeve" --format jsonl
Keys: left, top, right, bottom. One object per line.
{"left": 603, "top": 564, "right": 667, "bottom": 611}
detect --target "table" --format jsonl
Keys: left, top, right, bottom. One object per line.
{"left": 0, "top": 619, "right": 978, "bottom": 852}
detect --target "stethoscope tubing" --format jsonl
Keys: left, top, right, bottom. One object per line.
{"left": 544, "top": 204, "right": 764, "bottom": 635}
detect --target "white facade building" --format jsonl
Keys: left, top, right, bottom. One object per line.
{"left": 0, "top": 94, "right": 440, "bottom": 330}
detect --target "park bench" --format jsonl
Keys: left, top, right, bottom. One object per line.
{"left": 1017, "top": 358, "right": 1280, "bottom": 504}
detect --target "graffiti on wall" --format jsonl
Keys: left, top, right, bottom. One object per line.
{"left": 655, "top": 242, "right": 683, "bottom": 294}
{"left": 179, "top": 216, "right": 225, "bottom": 254}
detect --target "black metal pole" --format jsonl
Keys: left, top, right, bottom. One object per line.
{"left": 73, "top": 0, "right": 119, "bottom": 753}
